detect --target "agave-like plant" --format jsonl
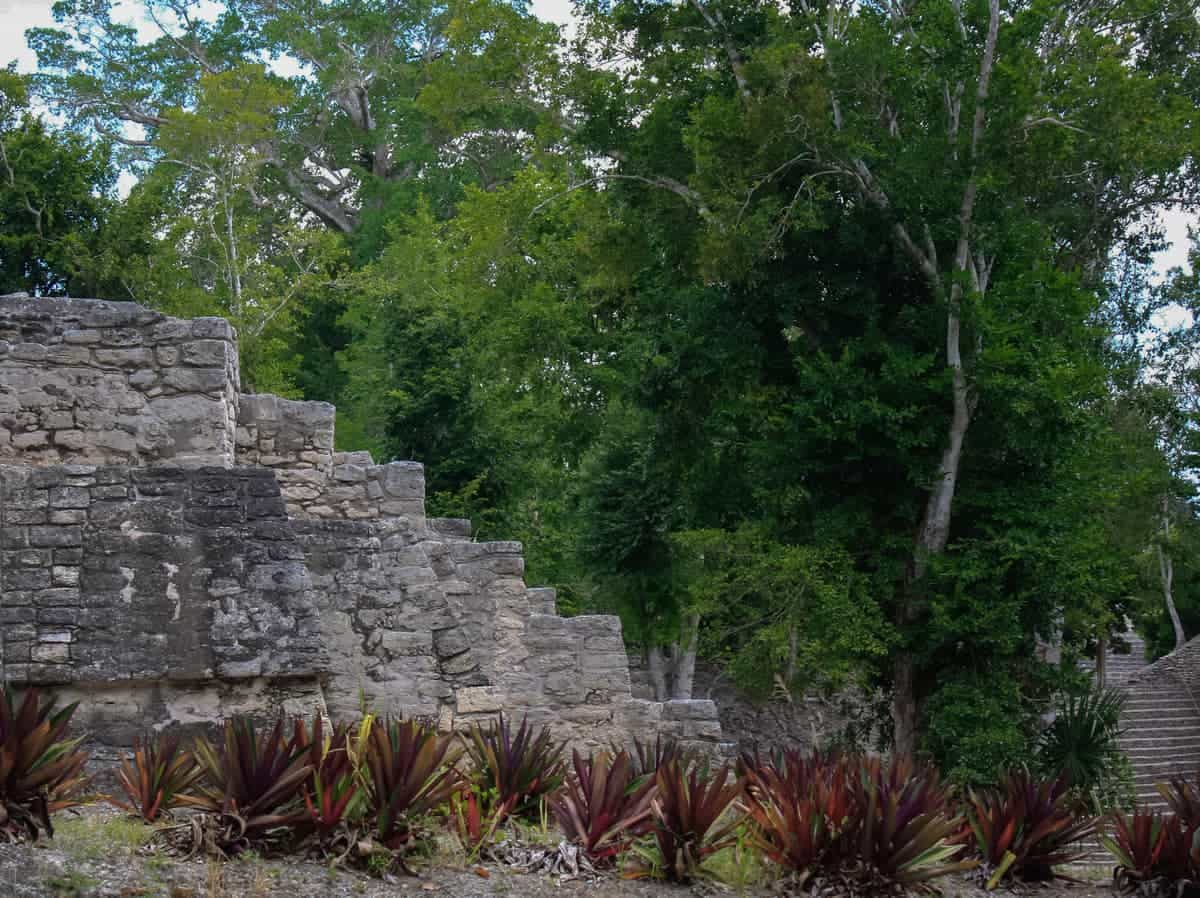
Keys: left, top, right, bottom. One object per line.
{"left": 1102, "top": 809, "right": 1197, "bottom": 892}
{"left": 853, "top": 756, "right": 975, "bottom": 886}
{"left": 740, "top": 751, "right": 971, "bottom": 887}
{"left": 550, "top": 749, "right": 657, "bottom": 865}
{"left": 649, "top": 759, "right": 744, "bottom": 882}
{"left": 1036, "top": 688, "right": 1126, "bottom": 794}
{"left": 365, "top": 717, "right": 463, "bottom": 853}
{"left": 1159, "top": 774, "right": 1200, "bottom": 827}
{"left": 462, "top": 713, "right": 565, "bottom": 821}
{"left": 624, "top": 736, "right": 684, "bottom": 780}
{"left": 740, "top": 750, "right": 854, "bottom": 876}
{"left": 295, "top": 716, "right": 368, "bottom": 842}
{"left": 966, "top": 769, "right": 1096, "bottom": 888}
{"left": 110, "top": 732, "right": 205, "bottom": 822}
{"left": 0, "top": 687, "right": 90, "bottom": 841}
{"left": 180, "top": 716, "right": 313, "bottom": 855}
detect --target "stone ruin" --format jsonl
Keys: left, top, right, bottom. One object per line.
{"left": 0, "top": 295, "right": 725, "bottom": 761}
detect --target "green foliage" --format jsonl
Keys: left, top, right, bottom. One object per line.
{"left": 1036, "top": 688, "right": 1128, "bottom": 804}
{"left": 110, "top": 732, "right": 204, "bottom": 822}
{"left": 0, "top": 687, "right": 90, "bottom": 842}
{"left": 462, "top": 714, "right": 565, "bottom": 822}
{"left": 671, "top": 526, "right": 887, "bottom": 698}
{"left": 924, "top": 672, "right": 1032, "bottom": 786}
{"left": 0, "top": 83, "right": 117, "bottom": 296}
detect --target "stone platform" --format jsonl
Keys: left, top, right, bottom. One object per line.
{"left": 0, "top": 296, "right": 724, "bottom": 758}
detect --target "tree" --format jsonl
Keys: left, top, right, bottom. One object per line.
{"left": 0, "top": 69, "right": 117, "bottom": 296}
{"left": 29, "top": 0, "right": 561, "bottom": 250}
{"left": 568, "top": 0, "right": 1200, "bottom": 754}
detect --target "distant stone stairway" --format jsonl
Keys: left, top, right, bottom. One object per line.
{"left": 1111, "top": 634, "right": 1200, "bottom": 810}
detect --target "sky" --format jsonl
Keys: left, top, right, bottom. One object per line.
{"left": 0, "top": 0, "right": 1193, "bottom": 278}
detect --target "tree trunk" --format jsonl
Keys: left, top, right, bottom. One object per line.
{"left": 893, "top": 653, "right": 917, "bottom": 757}
{"left": 785, "top": 620, "right": 798, "bottom": 686}
{"left": 893, "top": 291, "right": 973, "bottom": 756}
{"left": 1096, "top": 633, "right": 1107, "bottom": 687}
{"left": 670, "top": 613, "right": 701, "bottom": 700}
{"left": 647, "top": 645, "right": 669, "bottom": 701}
{"left": 1159, "top": 497, "right": 1186, "bottom": 650}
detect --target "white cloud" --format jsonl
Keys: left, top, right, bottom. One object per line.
{"left": 0, "top": 0, "right": 55, "bottom": 72}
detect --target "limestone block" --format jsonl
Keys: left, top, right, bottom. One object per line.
{"left": 457, "top": 686, "right": 504, "bottom": 714}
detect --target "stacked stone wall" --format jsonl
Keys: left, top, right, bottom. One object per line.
{"left": 0, "top": 296, "right": 239, "bottom": 467}
{"left": 0, "top": 296, "right": 727, "bottom": 758}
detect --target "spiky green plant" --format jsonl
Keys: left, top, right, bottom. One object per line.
{"left": 462, "top": 713, "right": 564, "bottom": 821}
{"left": 853, "top": 755, "right": 975, "bottom": 885}
{"left": 0, "top": 687, "right": 90, "bottom": 841}
{"left": 740, "top": 751, "right": 971, "bottom": 887}
{"left": 740, "top": 750, "right": 852, "bottom": 877}
{"left": 1037, "top": 688, "right": 1126, "bottom": 794}
{"left": 550, "top": 749, "right": 657, "bottom": 865}
{"left": 1158, "top": 774, "right": 1200, "bottom": 826}
{"left": 110, "top": 732, "right": 204, "bottom": 822}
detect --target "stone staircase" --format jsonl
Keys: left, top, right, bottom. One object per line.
{"left": 1091, "top": 632, "right": 1200, "bottom": 810}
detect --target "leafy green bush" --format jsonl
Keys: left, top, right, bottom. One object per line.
{"left": 925, "top": 675, "right": 1030, "bottom": 785}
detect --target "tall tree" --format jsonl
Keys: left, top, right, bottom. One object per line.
{"left": 29, "top": 0, "right": 561, "bottom": 250}
{"left": 568, "top": 0, "right": 1200, "bottom": 753}
{"left": 0, "top": 69, "right": 118, "bottom": 296}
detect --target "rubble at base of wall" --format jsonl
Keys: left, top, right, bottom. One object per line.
{"left": 0, "top": 296, "right": 726, "bottom": 756}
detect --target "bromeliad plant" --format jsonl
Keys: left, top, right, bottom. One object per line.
{"left": 740, "top": 750, "right": 853, "bottom": 877}
{"left": 110, "top": 732, "right": 204, "bottom": 822}
{"left": 854, "top": 756, "right": 975, "bottom": 887}
{"left": 646, "top": 759, "right": 744, "bottom": 882}
{"left": 1102, "top": 809, "right": 1197, "bottom": 894}
{"left": 549, "top": 749, "right": 656, "bottom": 865}
{"left": 296, "top": 716, "right": 368, "bottom": 846}
{"left": 364, "top": 717, "right": 462, "bottom": 862}
{"left": 462, "top": 714, "right": 565, "bottom": 822}
{"left": 0, "top": 686, "right": 90, "bottom": 841}
{"left": 740, "top": 751, "right": 972, "bottom": 889}
{"left": 965, "top": 769, "right": 1096, "bottom": 888}
{"left": 180, "top": 716, "right": 313, "bottom": 856}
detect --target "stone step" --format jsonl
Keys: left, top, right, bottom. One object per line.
{"left": 1121, "top": 717, "right": 1199, "bottom": 729}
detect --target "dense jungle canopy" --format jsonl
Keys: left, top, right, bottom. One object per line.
{"left": 3, "top": 0, "right": 1200, "bottom": 781}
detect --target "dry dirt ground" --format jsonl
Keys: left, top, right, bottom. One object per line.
{"left": 0, "top": 807, "right": 1123, "bottom": 898}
